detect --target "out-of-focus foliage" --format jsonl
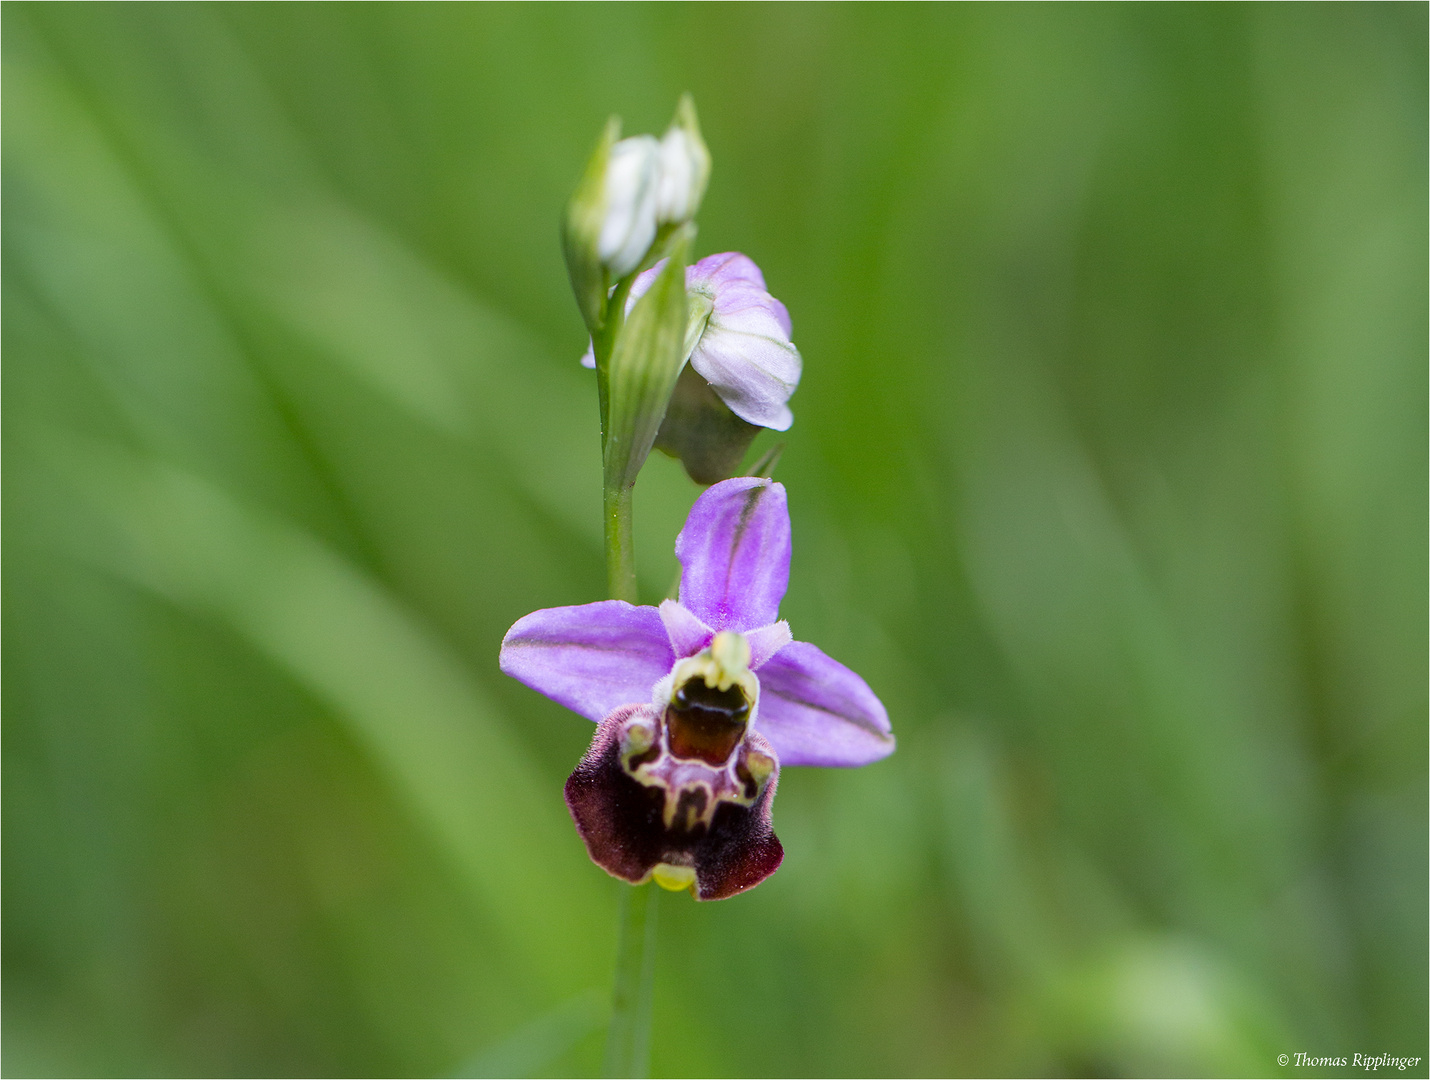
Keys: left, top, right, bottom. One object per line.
{"left": 3, "top": 5, "right": 1424, "bottom": 1077}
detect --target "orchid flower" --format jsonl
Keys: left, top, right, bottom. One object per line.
{"left": 583, "top": 252, "right": 802, "bottom": 433}
{"left": 500, "top": 477, "right": 894, "bottom": 900}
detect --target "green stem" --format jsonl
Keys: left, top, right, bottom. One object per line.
{"left": 602, "top": 883, "right": 658, "bottom": 1078}
{"left": 604, "top": 484, "right": 638, "bottom": 604}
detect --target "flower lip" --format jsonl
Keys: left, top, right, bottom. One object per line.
{"left": 564, "top": 704, "right": 785, "bottom": 900}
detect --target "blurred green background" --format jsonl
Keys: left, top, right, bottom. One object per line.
{"left": 4, "top": 4, "right": 1425, "bottom": 1077}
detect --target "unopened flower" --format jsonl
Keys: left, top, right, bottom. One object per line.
{"left": 500, "top": 478, "right": 894, "bottom": 900}
{"left": 583, "top": 252, "right": 802, "bottom": 433}
{"left": 654, "top": 98, "right": 711, "bottom": 225}
{"left": 567, "top": 97, "right": 712, "bottom": 297}
{"left": 596, "top": 135, "right": 662, "bottom": 280}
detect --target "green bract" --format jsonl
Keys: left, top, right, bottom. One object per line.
{"left": 602, "top": 232, "right": 691, "bottom": 493}
{"left": 561, "top": 117, "right": 619, "bottom": 335}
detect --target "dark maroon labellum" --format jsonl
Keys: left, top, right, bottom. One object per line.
{"left": 565, "top": 704, "right": 783, "bottom": 901}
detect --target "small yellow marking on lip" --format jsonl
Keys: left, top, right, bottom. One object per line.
{"left": 745, "top": 749, "right": 775, "bottom": 785}
{"left": 623, "top": 723, "right": 655, "bottom": 754}
{"left": 651, "top": 863, "right": 696, "bottom": 892}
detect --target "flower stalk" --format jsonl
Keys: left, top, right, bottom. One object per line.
{"left": 602, "top": 883, "right": 658, "bottom": 1078}
{"left": 603, "top": 484, "right": 637, "bottom": 604}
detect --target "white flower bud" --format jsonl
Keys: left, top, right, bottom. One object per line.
{"left": 655, "top": 95, "right": 712, "bottom": 225}
{"left": 656, "top": 127, "right": 711, "bottom": 224}
{"left": 562, "top": 99, "right": 711, "bottom": 333}
{"left": 596, "top": 135, "right": 661, "bottom": 280}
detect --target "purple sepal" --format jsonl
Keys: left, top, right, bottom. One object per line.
{"left": 754, "top": 641, "right": 895, "bottom": 767}
{"left": 565, "top": 705, "right": 784, "bottom": 901}
{"left": 690, "top": 251, "right": 768, "bottom": 294}
{"left": 499, "top": 601, "right": 673, "bottom": 723}
{"left": 675, "top": 477, "right": 791, "bottom": 632}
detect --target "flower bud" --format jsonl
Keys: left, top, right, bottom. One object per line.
{"left": 684, "top": 253, "right": 800, "bottom": 433}
{"left": 583, "top": 251, "right": 799, "bottom": 483}
{"left": 655, "top": 95, "right": 711, "bottom": 225}
{"left": 561, "top": 120, "right": 665, "bottom": 333}
{"left": 563, "top": 99, "right": 712, "bottom": 337}
{"left": 596, "top": 135, "right": 662, "bottom": 279}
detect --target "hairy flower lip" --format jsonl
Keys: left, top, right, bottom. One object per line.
{"left": 564, "top": 704, "right": 784, "bottom": 901}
